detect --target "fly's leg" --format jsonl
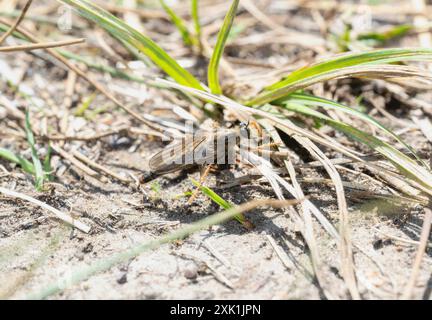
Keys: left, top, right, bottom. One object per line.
{"left": 248, "top": 119, "right": 263, "bottom": 137}
{"left": 187, "top": 164, "right": 213, "bottom": 205}
{"left": 251, "top": 142, "right": 282, "bottom": 150}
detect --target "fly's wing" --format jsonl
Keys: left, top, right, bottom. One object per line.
{"left": 148, "top": 134, "right": 208, "bottom": 175}
{"left": 192, "top": 130, "right": 240, "bottom": 165}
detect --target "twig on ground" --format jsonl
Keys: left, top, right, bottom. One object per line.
{"left": 202, "top": 239, "right": 233, "bottom": 270}
{"left": 50, "top": 144, "right": 102, "bottom": 180}
{"left": 373, "top": 227, "right": 432, "bottom": 248}
{"left": 0, "top": 186, "right": 90, "bottom": 233}
{"left": 70, "top": 148, "right": 132, "bottom": 184}
{"left": 43, "top": 126, "right": 129, "bottom": 142}
{"left": 0, "top": 38, "right": 85, "bottom": 52}
{"left": 266, "top": 234, "right": 294, "bottom": 270}
{"left": 172, "top": 251, "right": 234, "bottom": 290}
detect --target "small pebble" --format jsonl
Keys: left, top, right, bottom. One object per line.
{"left": 183, "top": 263, "right": 199, "bottom": 280}
{"left": 117, "top": 274, "right": 127, "bottom": 285}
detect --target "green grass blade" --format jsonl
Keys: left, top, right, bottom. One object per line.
{"left": 281, "top": 102, "right": 432, "bottom": 193}
{"left": 280, "top": 93, "right": 427, "bottom": 166}
{"left": 358, "top": 25, "right": 412, "bottom": 43}
{"left": 43, "top": 144, "right": 53, "bottom": 182}
{"left": 190, "top": 178, "right": 248, "bottom": 225}
{"left": 207, "top": 0, "right": 239, "bottom": 94}
{"left": 190, "top": 178, "right": 232, "bottom": 209}
{"left": 248, "top": 48, "right": 432, "bottom": 105}
{"left": 159, "top": 0, "right": 193, "bottom": 46}
{"left": 58, "top": 0, "right": 204, "bottom": 89}
{"left": 24, "top": 110, "right": 45, "bottom": 191}
{"left": 191, "top": 0, "right": 201, "bottom": 46}
{"left": 0, "top": 147, "right": 35, "bottom": 175}
{"left": 268, "top": 48, "right": 432, "bottom": 91}
{"left": 75, "top": 92, "right": 96, "bottom": 117}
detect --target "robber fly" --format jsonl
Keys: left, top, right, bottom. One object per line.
{"left": 140, "top": 122, "right": 252, "bottom": 184}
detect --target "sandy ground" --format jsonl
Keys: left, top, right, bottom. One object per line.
{"left": 1, "top": 146, "right": 431, "bottom": 299}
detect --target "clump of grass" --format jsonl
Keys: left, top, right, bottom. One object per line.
{"left": 0, "top": 110, "right": 50, "bottom": 190}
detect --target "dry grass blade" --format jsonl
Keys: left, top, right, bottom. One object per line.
{"left": 257, "top": 121, "right": 334, "bottom": 296}
{"left": 282, "top": 93, "right": 425, "bottom": 165}
{"left": 261, "top": 119, "right": 358, "bottom": 298}
{"left": 0, "top": 95, "right": 25, "bottom": 120}
{"left": 279, "top": 101, "right": 432, "bottom": 194}
{"left": 241, "top": 0, "right": 286, "bottom": 32}
{"left": 240, "top": 145, "right": 335, "bottom": 298}
{"left": 0, "top": 38, "right": 85, "bottom": 52}
{"left": 0, "top": 0, "right": 33, "bottom": 46}
{"left": 296, "top": 137, "right": 359, "bottom": 299}
{"left": 0, "top": 186, "right": 90, "bottom": 233}
{"left": 50, "top": 144, "right": 100, "bottom": 179}
{"left": 70, "top": 149, "right": 132, "bottom": 184}
{"left": 401, "top": 206, "right": 432, "bottom": 299}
